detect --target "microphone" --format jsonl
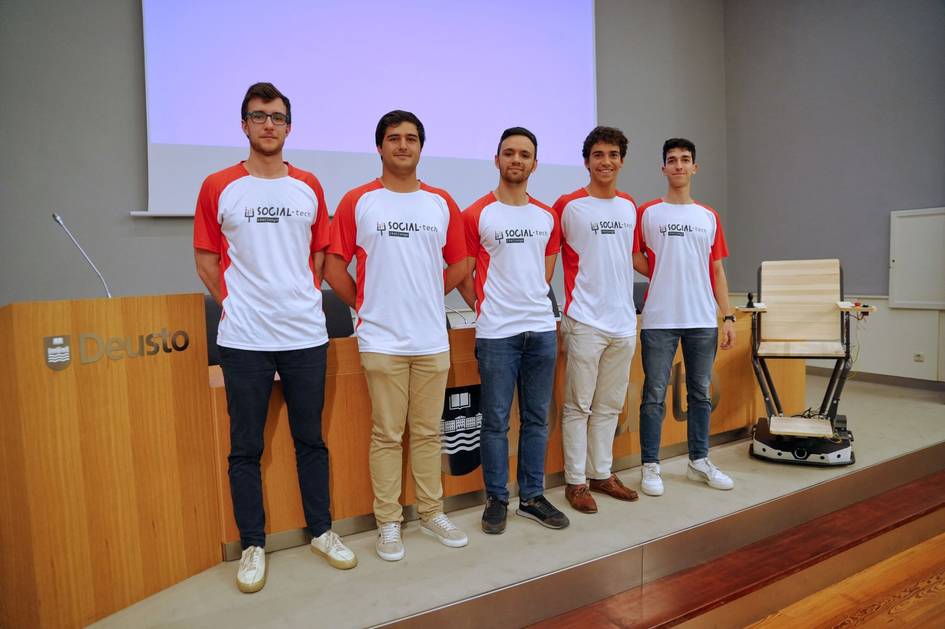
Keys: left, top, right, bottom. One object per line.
{"left": 445, "top": 305, "right": 470, "bottom": 326}
{"left": 52, "top": 213, "right": 113, "bottom": 298}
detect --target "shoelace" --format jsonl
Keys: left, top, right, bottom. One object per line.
{"left": 323, "top": 531, "right": 346, "bottom": 553}
{"left": 527, "top": 497, "right": 556, "bottom": 516}
{"left": 643, "top": 464, "right": 660, "bottom": 479}
{"left": 702, "top": 460, "right": 720, "bottom": 477}
{"left": 430, "top": 513, "right": 456, "bottom": 531}
{"left": 241, "top": 547, "right": 262, "bottom": 572}
{"left": 379, "top": 523, "right": 400, "bottom": 544}
{"left": 573, "top": 485, "right": 591, "bottom": 497}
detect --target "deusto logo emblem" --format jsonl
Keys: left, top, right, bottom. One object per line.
{"left": 43, "top": 328, "right": 190, "bottom": 370}
{"left": 45, "top": 336, "right": 71, "bottom": 371}
{"left": 441, "top": 385, "right": 482, "bottom": 476}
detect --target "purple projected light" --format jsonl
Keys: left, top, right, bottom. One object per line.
{"left": 143, "top": 0, "right": 595, "bottom": 166}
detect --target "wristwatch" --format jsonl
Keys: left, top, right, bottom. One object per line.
{"left": 723, "top": 315, "right": 736, "bottom": 323}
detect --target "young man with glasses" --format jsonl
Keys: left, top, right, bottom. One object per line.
{"left": 553, "top": 126, "right": 640, "bottom": 515}
{"left": 325, "top": 110, "right": 469, "bottom": 562}
{"left": 459, "top": 127, "right": 569, "bottom": 534}
{"left": 632, "top": 138, "right": 736, "bottom": 497}
{"left": 194, "top": 82, "right": 356, "bottom": 594}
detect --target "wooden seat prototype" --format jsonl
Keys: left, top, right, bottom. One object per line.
{"left": 737, "top": 259, "right": 874, "bottom": 439}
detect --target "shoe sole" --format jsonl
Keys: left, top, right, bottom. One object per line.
{"left": 481, "top": 520, "right": 507, "bottom": 534}
{"left": 640, "top": 483, "right": 664, "bottom": 497}
{"left": 421, "top": 524, "right": 468, "bottom": 548}
{"left": 310, "top": 543, "right": 358, "bottom": 570}
{"left": 376, "top": 546, "right": 405, "bottom": 562}
{"left": 237, "top": 564, "right": 267, "bottom": 594}
{"left": 686, "top": 467, "right": 734, "bottom": 490}
{"left": 515, "top": 508, "right": 570, "bottom": 529}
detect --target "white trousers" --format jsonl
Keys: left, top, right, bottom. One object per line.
{"left": 560, "top": 315, "right": 636, "bottom": 485}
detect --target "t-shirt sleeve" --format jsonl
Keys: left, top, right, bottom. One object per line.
{"left": 545, "top": 208, "right": 562, "bottom": 256}
{"left": 328, "top": 193, "right": 357, "bottom": 263}
{"left": 710, "top": 212, "right": 729, "bottom": 261}
{"left": 633, "top": 205, "right": 647, "bottom": 255}
{"left": 463, "top": 207, "right": 480, "bottom": 258}
{"left": 309, "top": 177, "right": 330, "bottom": 253}
{"left": 441, "top": 194, "right": 466, "bottom": 264}
{"left": 552, "top": 196, "right": 568, "bottom": 245}
{"left": 193, "top": 177, "right": 222, "bottom": 253}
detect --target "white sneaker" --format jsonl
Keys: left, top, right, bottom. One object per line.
{"left": 311, "top": 530, "right": 358, "bottom": 570}
{"left": 421, "top": 513, "right": 468, "bottom": 548}
{"left": 687, "top": 458, "right": 735, "bottom": 490}
{"left": 641, "top": 462, "right": 664, "bottom": 496}
{"left": 236, "top": 546, "right": 267, "bottom": 593}
{"left": 375, "top": 522, "right": 405, "bottom": 561}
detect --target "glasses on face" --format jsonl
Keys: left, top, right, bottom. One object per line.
{"left": 245, "top": 111, "right": 289, "bottom": 126}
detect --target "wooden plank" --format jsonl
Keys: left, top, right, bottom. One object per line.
{"left": 1, "top": 295, "right": 220, "bottom": 628}
{"left": 0, "top": 305, "right": 40, "bottom": 629}
{"left": 749, "top": 531, "right": 945, "bottom": 628}
{"left": 761, "top": 259, "right": 841, "bottom": 341}
{"left": 532, "top": 469, "right": 945, "bottom": 629}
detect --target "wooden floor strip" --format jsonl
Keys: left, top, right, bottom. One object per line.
{"left": 531, "top": 470, "right": 945, "bottom": 629}
{"left": 748, "top": 531, "right": 945, "bottom": 628}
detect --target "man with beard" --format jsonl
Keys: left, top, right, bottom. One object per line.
{"left": 459, "top": 127, "right": 569, "bottom": 534}
{"left": 325, "top": 110, "right": 469, "bottom": 562}
{"left": 194, "top": 82, "right": 356, "bottom": 594}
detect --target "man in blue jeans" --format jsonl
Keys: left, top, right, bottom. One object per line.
{"left": 632, "top": 138, "right": 736, "bottom": 497}
{"left": 194, "top": 83, "right": 356, "bottom": 593}
{"left": 459, "top": 127, "right": 569, "bottom": 533}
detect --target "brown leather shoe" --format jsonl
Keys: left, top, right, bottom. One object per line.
{"left": 589, "top": 474, "right": 639, "bottom": 502}
{"left": 565, "top": 484, "right": 598, "bottom": 514}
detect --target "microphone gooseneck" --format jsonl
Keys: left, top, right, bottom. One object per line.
{"left": 51, "top": 212, "right": 113, "bottom": 298}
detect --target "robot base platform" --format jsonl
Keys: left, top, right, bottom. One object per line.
{"left": 750, "top": 416, "right": 854, "bottom": 467}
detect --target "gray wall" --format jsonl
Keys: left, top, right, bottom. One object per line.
{"left": 1, "top": 1, "right": 204, "bottom": 304}
{"left": 724, "top": 0, "right": 945, "bottom": 294}
{"left": 598, "top": 0, "right": 727, "bottom": 214}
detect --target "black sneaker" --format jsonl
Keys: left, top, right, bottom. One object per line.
{"left": 516, "top": 495, "right": 570, "bottom": 529}
{"left": 481, "top": 495, "right": 508, "bottom": 534}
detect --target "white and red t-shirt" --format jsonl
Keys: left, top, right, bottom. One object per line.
{"left": 328, "top": 180, "right": 465, "bottom": 355}
{"left": 554, "top": 188, "right": 638, "bottom": 338}
{"left": 463, "top": 193, "right": 561, "bottom": 339}
{"left": 193, "top": 162, "right": 330, "bottom": 351}
{"left": 634, "top": 199, "right": 728, "bottom": 329}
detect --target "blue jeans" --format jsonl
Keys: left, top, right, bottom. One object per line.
{"left": 639, "top": 328, "right": 718, "bottom": 464}
{"left": 219, "top": 344, "right": 331, "bottom": 549}
{"left": 476, "top": 331, "right": 557, "bottom": 502}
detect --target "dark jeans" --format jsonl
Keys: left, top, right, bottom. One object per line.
{"left": 639, "top": 328, "right": 718, "bottom": 464}
{"left": 219, "top": 343, "right": 331, "bottom": 549}
{"left": 476, "top": 330, "right": 557, "bottom": 502}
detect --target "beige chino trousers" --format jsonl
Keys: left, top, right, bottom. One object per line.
{"left": 560, "top": 315, "right": 636, "bottom": 485}
{"left": 361, "top": 351, "right": 451, "bottom": 524}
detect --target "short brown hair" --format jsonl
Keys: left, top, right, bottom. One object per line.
{"left": 241, "top": 82, "right": 291, "bottom": 123}
{"left": 582, "top": 126, "right": 628, "bottom": 160}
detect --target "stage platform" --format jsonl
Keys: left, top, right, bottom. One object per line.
{"left": 92, "top": 375, "right": 945, "bottom": 629}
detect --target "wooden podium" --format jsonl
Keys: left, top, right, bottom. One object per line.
{"left": 0, "top": 294, "right": 221, "bottom": 629}
{"left": 0, "top": 298, "right": 805, "bottom": 627}
{"left": 209, "top": 319, "right": 805, "bottom": 554}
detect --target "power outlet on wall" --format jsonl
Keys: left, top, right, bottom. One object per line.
{"left": 913, "top": 353, "right": 926, "bottom": 363}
